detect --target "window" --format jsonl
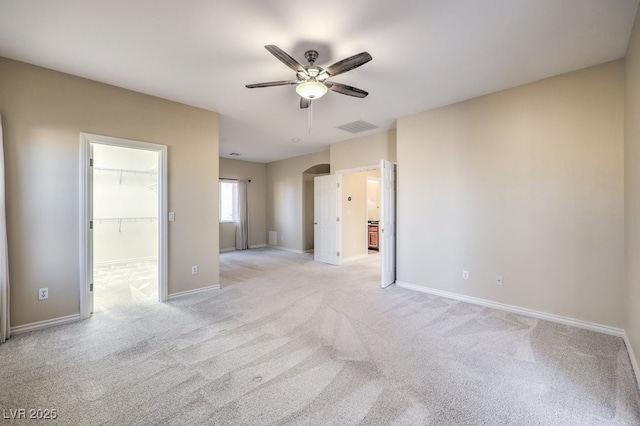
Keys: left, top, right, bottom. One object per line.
{"left": 219, "top": 180, "right": 238, "bottom": 222}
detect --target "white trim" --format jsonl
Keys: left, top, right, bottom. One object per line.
{"left": 623, "top": 332, "right": 640, "bottom": 390}
{"left": 267, "top": 244, "right": 305, "bottom": 254}
{"left": 250, "top": 244, "right": 267, "bottom": 249}
{"left": 94, "top": 256, "right": 158, "bottom": 266}
{"left": 167, "top": 285, "right": 220, "bottom": 300}
{"left": 11, "top": 314, "right": 81, "bottom": 335}
{"left": 395, "top": 281, "right": 624, "bottom": 337}
{"left": 220, "top": 247, "right": 236, "bottom": 253}
{"left": 80, "top": 133, "right": 169, "bottom": 321}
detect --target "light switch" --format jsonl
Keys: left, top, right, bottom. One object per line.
{"left": 168, "top": 212, "right": 175, "bottom": 221}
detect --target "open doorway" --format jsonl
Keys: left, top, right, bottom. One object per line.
{"left": 367, "top": 175, "right": 380, "bottom": 254}
{"left": 79, "top": 133, "right": 168, "bottom": 320}
{"left": 92, "top": 144, "right": 159, "bottom": 312}
{"left": 320, "top": 161, "right": 395, "bottom": 287}
{"left": 341, "top": 168, "right": 381, "bottom": 265}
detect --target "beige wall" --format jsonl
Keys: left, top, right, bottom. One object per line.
{"left": 397, "top": 61, "right": 625, "bottom": 328}
{"left": 342, "top": 171, "right": 368, "bottom": 259}
{"left": 625, "top": 6, "right": 640, "bottom": 371}
{"left": 0, "top": 57, "right": 220, "bottom": 327}
{"left": 266, "top": 151, "right": 329, "bottom": 252}
{"left": 219, "top": 157, "right": 267, "bottom": 251}
{"left": 330, "top": 130, "right": 396, "bottom": 172}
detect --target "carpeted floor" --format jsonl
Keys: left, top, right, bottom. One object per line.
{"left": 2, "top": 248, "right": 639, "bottom": 425}
{"left": 93, "top": 259, "right": 158, "bottom": 311}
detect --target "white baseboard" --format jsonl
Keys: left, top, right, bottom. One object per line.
{"left": 220, "top": 247, "right": 236, "bottom": 253}
{"left": 167, "top": 284, "right": 220, "bottom": 300}
{"left": 623, "top": 332, "right": 640, "bottom": 390}
{"left": 250, "top": 244, "right": 267, "bottom": 249}
{"left": 11, "top": 314, "right": 81, "bottom": 335}
{"left": 266, "top": 244, "right": 304, "bottom": 254}
{"left": 395, "top": 281, "right": 624, "bottom": 337}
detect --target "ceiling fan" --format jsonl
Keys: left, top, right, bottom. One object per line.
{"left": 246, "top": 45, "right": 372, "bottom": 109}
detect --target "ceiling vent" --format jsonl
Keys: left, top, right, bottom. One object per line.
{"left": 336, "top": 120, "right": 379, "bottom": 134}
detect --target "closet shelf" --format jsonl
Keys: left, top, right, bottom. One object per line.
{"left": 93, "top": 217, "right": 158, "bottom": 232}
{"left": 94, "top": 167, "right": 157, "bottom": 175}
{"left": 94, "top": 167, "right": 158, "bottom": 184}
{"left": 94, "top": 217, "right": 158, "bottom": 222}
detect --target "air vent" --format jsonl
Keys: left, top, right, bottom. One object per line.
{"left": 336, "top": 120, "right": 379, "bottom": 134}
{"left": 229, "top": 152, "right": 242, "bottom": 156}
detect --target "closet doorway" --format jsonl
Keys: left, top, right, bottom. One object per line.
{"left": 79, "top": 134, "right": 168, "bottom": 319}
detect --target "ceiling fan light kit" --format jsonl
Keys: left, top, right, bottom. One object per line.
{"left": 296, "top": 80, "right": 327, "bottom": 99}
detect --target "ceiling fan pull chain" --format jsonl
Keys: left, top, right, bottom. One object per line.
{"left": 308, "top": 100, "right": 313, "bottom": 134}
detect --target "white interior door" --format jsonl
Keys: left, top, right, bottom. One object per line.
{"left": 314, "top": 174, "right": 342, "bottom": 265}
{"left": 380, "top": 160, "right": 396, "bottom": 288}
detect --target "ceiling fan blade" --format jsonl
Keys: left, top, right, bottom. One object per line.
{"left": 326, "top": 82, "right": 369, "bottom": 98}
{"left": 265, "top": 45, "right": 307, "bottom": 74}
{"left": 245, "top": 80, "right": 298, "bottom": 88}
{"left": 323, "top": 52, "right": 372, "bottom": 77}
{"left": 300, "top": 97, "right": 310, "bottom": 109}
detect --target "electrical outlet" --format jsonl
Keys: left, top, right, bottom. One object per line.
{"left": 38, "top": 288, "right": 48, "bottom": 300}
{"left": 191, "top": 265, "right": 198, "bottom": 275}
{"left": 495, "top": 275, "right": 504, "bottom": 286}
{"left": 462, "top": 270, "right": 469, "bottom": 280}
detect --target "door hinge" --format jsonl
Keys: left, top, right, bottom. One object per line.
{"left": 90, "top": 220, "right": 93, "bottom": 229}
{"left": 337, "top": 183, "right": 340, "bottom": 188}
{"left": 90, "top": 283, "right": 93, "bottom": 292}
{"left": 337, "top": 251, "right": 340, "bottom": 256}
{"left": 90, "top": 158, "right": 93, "bottom": 167}
{"left": 336, "top": 217, "right": 340, "bottom": 222}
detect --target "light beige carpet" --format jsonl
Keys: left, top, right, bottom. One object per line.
{"left": 1, "top": 248, "right": 639, "bottom": 425}
{"left": 93, "top": 259, "right": 158, "bottom": 311}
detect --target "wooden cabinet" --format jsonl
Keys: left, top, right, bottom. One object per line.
{"left": 368, "top": 225, "right": 379, "bottom": 250}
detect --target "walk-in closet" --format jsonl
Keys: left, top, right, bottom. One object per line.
{"left": 92, "top": 144, "right": 159, "bottom": 311}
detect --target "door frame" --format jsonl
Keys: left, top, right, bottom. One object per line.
{"left": 79, "top": 133, "right": 168, "bottom": 320}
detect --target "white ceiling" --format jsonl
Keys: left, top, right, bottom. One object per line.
{"left": 0, "top": 0, "right": 638, "bottom": 163}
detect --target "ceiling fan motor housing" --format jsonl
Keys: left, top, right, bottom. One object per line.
{"left": 304, "top": 50, "right": 319, "bottom": 64}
